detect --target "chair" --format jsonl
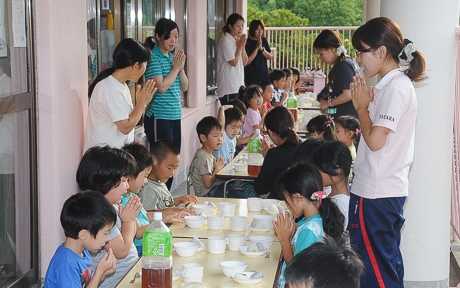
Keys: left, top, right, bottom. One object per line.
{"left": 223, "top": 179, "right": 254, "bottom": 198}
{"left": 186, "top": 172, "right": 194, "bottom": 195}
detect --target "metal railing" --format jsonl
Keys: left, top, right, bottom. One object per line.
{"left": 264, "top": 26, "right": 359, "bottom": 75}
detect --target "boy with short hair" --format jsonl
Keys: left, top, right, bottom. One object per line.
{"left": 284, "top": 237, "right": 364, "bottom": 288}
{"left": 213, "top": 105, "right": 243, "bottom": 164}
{"left": 269, "top": 69, "right": 287, "bottom": 107}
{"left": 189, "top": 116, "right": 225, "bottom": 197}
{"left": 44, "top": 191, "right": 117, "bottom": 288}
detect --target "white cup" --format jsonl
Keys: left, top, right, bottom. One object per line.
{"left": 227, "top": 234, "right": 246, "bottom": 251}
{"left": 182, "top": 263, "right": 204, "bottom": 283}
{"left": 230, "top": 216, "right": 247, "bottom": 232}
{"left": 219, "top": 202, "right": 235, "bottom": 216}
{"left": 208, "top": 236, "right": 227, "bottom": 254}
{"left": 207, "top": 214, "right": 224, "bottom": 230}
{"left": 247, "top": 197, "right": 263, "bottom": 212}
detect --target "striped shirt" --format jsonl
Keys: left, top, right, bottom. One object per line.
{"left": 145, "top": 45, "right": 182, "bottom": 120}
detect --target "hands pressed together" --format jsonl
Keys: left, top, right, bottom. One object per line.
{"left": 273, "top": 211, "right": 296, "bottom": 243}
{"left": 350, "top": 75, "right": 374, "bottom": 112}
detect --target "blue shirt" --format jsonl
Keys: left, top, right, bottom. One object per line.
{"left": 44, "top": 244, "right": 92, "bottom": 288}
{"left": 121, "top": 192, "right": 150, "bottom": 247}
{"left": 213, "top": 131, "right": 236, "bottom": 164}
{"left": 145, "top": 45, "right": 182, "bottom": 120}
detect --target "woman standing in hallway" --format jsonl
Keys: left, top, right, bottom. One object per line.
{"left": 244, "top": 19, "right": 272, "bottom": 86}
{"left": 349, "top": 17, "right": 425, "bottom": 288}
{"left": 217, "top": 13, "right": 248, "bottom": 105}
{"left": 84, "top": 38, "right": 157, "bottom": 152}
{"left": 143, "top": 18, "right": 188, "bottom": 189}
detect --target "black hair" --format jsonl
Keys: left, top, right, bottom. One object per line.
{"left": 87, "top": 18, "right": 96, "bottom": 40}
{"left": 311, "top": 141, "right": 352, "bottom": 181}
{"left": 290, "top": 67, "right": 300, "bottom": 83}
{"left": 282, "top": 68, "right": 292, "bottom": 78}
{"left": 352, "top": 17, "right": 425, "bottom": 82}
{"left": 196, "top": 116, "right": 222, "bottom": 143}
{"left": 284, "top": 236, "right": 364, "bottom": 288}
{"left": 279, "top": 163, "right": 345, "bottom": 241}
{"left": 76, "top": 145, "right": 137, "bottom": 195}
{"left": 88, "top": 38, "right": 151, "bottom": 98}
{"left": 224, "top": 107, "right": 244, "bottom": 128}
{"left": 265, "top": 107, "right": 299, "bottom": 147}
{"left": 227, "top": 99, "right": 247, "bottom": 115}
{"left": 269, "top": 69, "right": 286, "bottom": 83}
{"left": 307, "top": 115, "right": 337, "bottom": 141}
{"left": 291, "top": 137, "right": 324, "bottom": 165}
{"left": 335, "top": 116, "right": 361, "bottom": 144}
{"left": 221, "top": 13, "right": 245, "bottom": 34}
{"left": 313, "top": 29, "right": 346, "bottom": 84}
{"left": 121, "top": 142, "right": 154, "bottom": 177}
{"left": 238, "top": 85, "right": 263, "bottom": 108}
{"left": 259, "top": 81, "right": 272, "bottom": 92}
{"left": 150, "top": 139, "right": 180, "bottom": 164}
{"left": 248, "top": 19, "right": 265, "bottom": 38}
{"left": 144, "top": 18, "right": 179, "bottom": 50}
{"left": 60, "top": 191, "right": 117, "bottom": 239}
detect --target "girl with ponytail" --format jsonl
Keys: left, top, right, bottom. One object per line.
{"left": 253, "top": 107, "right": 299, "bottom": 199}
{"left": 274, "top": 163, "right": 345, "bottom": 288}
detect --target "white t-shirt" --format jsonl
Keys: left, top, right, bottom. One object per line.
{"left": 84, "top": 76, "right": 134, "bottom": 151}
{"left": 352, "top": 68, "right": 416, "bottom": 199}
{"left": 217, "top": 33, "right": 244, "bottom": 97}
{"left": 331, "top": 193, "right": 350, "bottom": 231}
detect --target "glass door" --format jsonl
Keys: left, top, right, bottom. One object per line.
{"left": 0, "top": 0, "right": 39, "bottom": 286}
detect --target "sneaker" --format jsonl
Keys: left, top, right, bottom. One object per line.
{"left": 314, "top": 69, "right": 326, "bottom": 78}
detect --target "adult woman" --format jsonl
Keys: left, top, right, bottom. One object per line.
{"left": 313, "top": 29, "right": 360, "bottom": 119}
{"left": 349, "top": 17, "right": 425, "bottom": 287}
{"left": 244, "top": 19, "right": 272, "bottom": 86}
{"left": 84, "top": 38, "right": 156, "bottom": 152}
{"left": 143, "top": 18, "right": 188, "bottom": 189}
{"left": 217, "top": 13, "right": 248, "bottom": 105}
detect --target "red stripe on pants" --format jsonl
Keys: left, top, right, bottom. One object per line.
{"left": 359, "top": 197, "right": 386, "bottom": 288}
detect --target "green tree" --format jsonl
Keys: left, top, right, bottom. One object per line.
{"left": 247, "top": 4, "right": 309, "bottom": 27}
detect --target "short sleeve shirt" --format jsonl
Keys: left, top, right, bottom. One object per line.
{"left": 217, "top": 33, "right": 244, "bottom": 97}
{"left": 145, "top": 46, "right": 182, "bottom": 120}
{"left": 244, "top": 37, "right": 271, "bottom": 85}
{"left": 243, "top": 108, "right": 261, "bottom": 137}
{"left": 121, "top": 192, "right": 150, "bottom": 247}
{"left": 139, "top": 179, "right": 174, "bottom": 210}
{"left": 352, "top": 68, "right": 417, "bottom": 199}
{"left": 329, "top": 57, "right": 360, "bottom": 119}
{"left": 189, "top": 149, "right": 214, "bottom": 197}
{"left": 213, "top": 131, "right": 236, "bottom": 164}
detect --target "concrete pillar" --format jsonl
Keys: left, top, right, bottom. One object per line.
{"left": 381, "top": 0, "right": 459, "bottom": 287}
{"left": 362, "top": 0, "right": 381, "bottom": 22}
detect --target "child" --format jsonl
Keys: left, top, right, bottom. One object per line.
{"left": 311, "top": 141, "right": 352, "bottom": 230}
{"left": 269, "top": 69, "right": 287, "bottom": 107}
{"left": 254, "top": 107, "right": 300, "bottom": 199}
{"left": 290, "top": 67, "right": 301, "bottom": 95}
{"left": 284, "top": 237, "right": 364, "bottom": 288}
{"left": 349, "top": 17, "right": 425, "bottom": 287}
{"left": 241, "top": 84, "right": 265, "bottom": 137}
{"left": 306, "top": 115, "right": 337, "bottom": 141}
{"left": 213, "top": 105, "right": 244, "bottom": 164}
{"left": 291, "top": 137, "right": 324, "bottom": 165}
{"left": 140, "top": 139, "right": 198, "bottom": 210}
{"left": 274, "top": 163, "right": 345, "bottom": 288}
{"left": 282, "top": 68, "right": 293, "bottom": 96}
{"left": 259, "top": 81, "right": 274, "bottom": 110}
{"left": 228, "top": 99, "right": 253, "bottom": 154}
{"left": 189, "top": 116, "right": 225, "bottom": 197}
{"left": 76, "top": 145, "right": 142, "bottom": 288}
{"left": 334, "top": 115, "right": 361, "bottom": 160}
{"left": 44, "top": 192, "right": 117, "bottom": 288}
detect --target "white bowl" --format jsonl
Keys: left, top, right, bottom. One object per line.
{"left": 262, "top": 199, "right": 281, "bottom": 209}
{"left": 184, "top": 215, "right": 206, "bottom": 228}
{"left": 232, "top": 272, "right": 265, "bottom": 284}
{"left": 252, "top": 215, "right": 275, "bottom": 229}
{"left": 238, "top": 246, "right": 267, "bottom": 257}
{"left": 219, "top": 261, "right": 248, "bottom": 277}
{"left": 249, "top": 236, "right": 275, "bottom": 249}
{"left": 234, "top": 162, "right": 248, "bottom": 172}
{"left": 173, "top": 242, "right": 200, "bottom": 257}
{"left": 192, "top": 204, "right": 214, "bottom": 215}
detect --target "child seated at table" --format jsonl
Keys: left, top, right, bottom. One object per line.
{"left": 213, "top": 105, "right": 244, "bottom": 165}
{"left": 307, "top": 115, "right": 337, "bottom": 141}
{"left": 139, "top": 139, "right": 198, "bottom": 211}
{"left": 284, "top": 237, "right": 363, "bottom": 288}
{"left": 76, "top": 145, "right": 142, "bottom": 287}
{"left": 260, "top": 81, "right": 275, "bottom": 110}
{"left": 190, "top": 116, "right": 227, "bottom": 197}
{"left": 228, "top": 98, "right": 253, "bottom": 156}
{"left": 121, "top": 142, "right": 187, "bottom": 256}
{"left": 269, "top": 69, "right": 287, "bottom": 107}
{"left": 44, "top": 191, "right": 117, "bottom": 288}
{"left": 241, "top": 84, "right": 266, "bottom": 137}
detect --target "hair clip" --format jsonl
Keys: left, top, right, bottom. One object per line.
{"left": 151, "top": 38, "right": 157, "bottom": 44}
{"left": 324, "top": 120, "right": 333, "bottom": 127}
{"left": 355, "top": 128, "right": 360, "bottom": 136}
{"left": 311, "top": 191, "right": 327, "bottom": 203}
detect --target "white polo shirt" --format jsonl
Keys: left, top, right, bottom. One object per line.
{"left": 217, "top": 33, "right": 244, "bottom": 97}
{"left": 352, "top": 68, "right": 416, "bottom": 199}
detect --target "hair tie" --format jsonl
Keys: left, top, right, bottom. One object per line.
{"left": 311, "top": 191, "right": 327, "bottom": 204}
{"left": 398, "top": 39, "right": 416, "bottom": 63}
{"left": 324, "top": 120, "right": 333, "bottom": 128}
{"left": 151, "top": 37, "right": 157, "bottom": 44}
{"left": 336, "top": 45, "right": 347, "bottom": 56}
{"left": 355, "top": 128, "right": 360, "bottom": 136}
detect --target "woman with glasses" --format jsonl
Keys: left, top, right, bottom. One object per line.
{"left": 313, "top": 29, "right": 360, "bottom": 119}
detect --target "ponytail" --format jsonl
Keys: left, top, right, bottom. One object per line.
{"left": 405, "top": 51, "right": 426, "bottom": 82}
{"left": 319, "top": 198, "right": 345, "bottom": 241}
{"left": 143, "top": 36, "right": 157, "bottom": 50}
{"left": 265, "top": 107, "right": 300, "bottom": 147}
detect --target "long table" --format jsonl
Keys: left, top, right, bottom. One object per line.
{"left": 116, "top": 197, "right": 284, "bottom": 287}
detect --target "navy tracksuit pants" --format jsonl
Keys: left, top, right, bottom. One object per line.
{"left": 348, "top": 193, "right": 406, "bottom": 288}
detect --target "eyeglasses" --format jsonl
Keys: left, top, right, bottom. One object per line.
{"left": 355, "top": 49, "right": 373, "bottom": 57}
